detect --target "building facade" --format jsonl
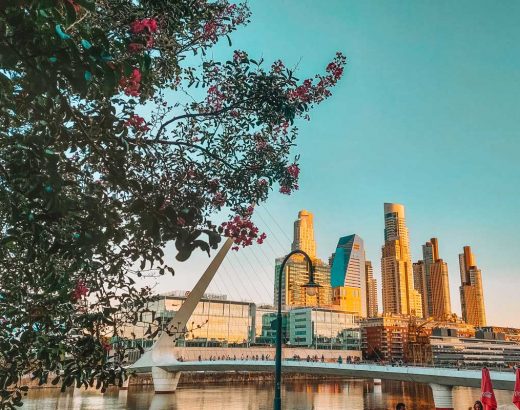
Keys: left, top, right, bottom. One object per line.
{"left": 291, "top": 209, "right": 316, "bottom": 259}
{"left": 274, "top": 210, "right": 332, "bottom": 308}
{"left": 289, "top": 307, "right": 360, "bottom": 350}
{"left": 274, "top": 257, "right": 332, "bottom": 308}
{"left": 431, "top": 330, "right": 520, "bottom": 367}
{"left": 381, "top": 203, "right": 423, "bottom": 317}
{"left": 365, "top": 260, "right": 378, "bottom": 318}
{"left": 330, "top": 234, "right": 366, "bottom": 317}
{"left": 459, "top": 246, "right": 487, "bottom": 327}
{"left": 415, "top": 238, "right": 452, "bottom": 320}
{"left": 361, "top": 315, "right": 411, "bottom": 362}
{"left": 430, "top": 258, "right": 452, "bottom": 320}
{"left": 117, "top": 292, "right": 255, "bottom": 350}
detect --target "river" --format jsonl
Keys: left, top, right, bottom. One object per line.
{"left": 21, "top": 380, "right": 515, "bottom": 409}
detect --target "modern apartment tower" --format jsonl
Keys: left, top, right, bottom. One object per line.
{"left": 330, "top": 234, "right": 367, "bottom": 317}
{"left": 274, "top": 210, "right": 331, "bottom": 308}
{"left": 414, "top": 238, "right": 452, "bottom": 320}
{"left": 381, "top": 203, "right": 423, "bottom": 317}
{"left": 459, "top": 246, "right": 486, "bottom": 327}
{"left": 365, "top": 260, "right": 378, "bottom": 318}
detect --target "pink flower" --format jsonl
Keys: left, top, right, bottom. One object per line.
{"left": 130, "top": 20, "right": 146, "bottom": 34}
{"left": 130, "top": 18, "right": 158, "bottom": 34}
{"left": 279, "top": 185, "right": 292, "bottom": 195}
{"left": 286, "top": 163, "right": 300, "bottom": 179}
{"left": 212, "top": 192, "right": 226, "bottom": 207}
{"left": 124, "top": 114, "right": 149, "bottom": 132}
{"left": 220, "top": 212, "right": 265, "bottom": 249}
{"left": 71, "top": 280, "right": 89, "bottom": 301}
{"left": 119, "top": 68, "right": 142, "bottom": 96}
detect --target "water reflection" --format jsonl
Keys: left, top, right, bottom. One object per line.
{"left": 22, "top": 380, "right": 515, "bottom": 410}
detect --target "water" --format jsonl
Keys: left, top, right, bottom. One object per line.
{"left": 22, "top": 380, "right": 515, "bottom": 409}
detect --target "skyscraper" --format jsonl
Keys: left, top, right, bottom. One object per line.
{"left": 459, "top": 246, "right": 486, "bottom": 327}
{"left": 330, "top": 234, "right": 366, "bottom": 316}
{"left": 430, "top": 258, "right": 451, "bottom": 320}
{"left": 381, "top": 203, "right": 423, "bottom": 317}
{"left": 414, "top": 238, "right": 452, "bottom": 320}
{"left": 365, "top": 260, "right": 378, "bottom": 318}
{"left": 274, "top": 210, "right": 331, "bottom": 308}
{"left": 291, "top": 210, "right": 316, "bottom": 259}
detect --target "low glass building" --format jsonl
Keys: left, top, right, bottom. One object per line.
{"left": 289, "top": 307, "right": 360, "bottom": 350}
{"left": 117, "top": 293, "right": 361, "bottom": 353}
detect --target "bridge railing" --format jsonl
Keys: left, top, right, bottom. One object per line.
{"left": 169, "top": 351, "right": 518, "bottom": 374}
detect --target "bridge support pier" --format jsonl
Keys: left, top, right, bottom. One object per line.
{"left": 152, "top": 367, "right": 181, "bottom": 394}
{"left": 120, "top": 375, "right": 131, "bottom": 390}
{"left": 429, "top": 383, "right": 454, "bottom": 410}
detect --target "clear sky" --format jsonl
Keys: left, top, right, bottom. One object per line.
{"left": 148, "top": 0, "right": 520, "bottom": 327}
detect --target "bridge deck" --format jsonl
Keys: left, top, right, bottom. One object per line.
{"left": 130, "top": 360, "right": 516, "bottom": 390}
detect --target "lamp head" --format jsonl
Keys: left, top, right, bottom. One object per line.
{"left": 303, "top": 279, "right": 320, "bottom": 297}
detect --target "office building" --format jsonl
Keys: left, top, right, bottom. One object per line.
{"left": 459, "top": 246, "right": 487, "bottom": 327}
{"left": 291, "top": 209, "right": 316, "bottom": 259}
{"left": 431, "top": 329, "right": 520, "bottom": 367}
{"left": 365, "top": 260, "right": 378, "bottom": 318}
{"left": 381, "top": 203, "right": 423, "bottom": 317}
{"left": 289, "top": 307, "right": 360, "bottom": 350}
{"left": 330, "top": 234, "right": 366, "bottom": 316}
{"left": 415, "top": 238, "right": 452, "bottom": 320}
{"left": 274, "top": 210, "right": 332, "bottom": 308}
{"left": 117, "top": 292, "right": 255, "bottom": 350}
{"left": 430, "top": 258, "right": 452, "bottom": 320}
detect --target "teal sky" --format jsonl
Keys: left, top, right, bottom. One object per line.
{"left": 151, "top": 1, "right": 520, "bottom": 327}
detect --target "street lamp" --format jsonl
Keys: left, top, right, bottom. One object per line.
{"left": 274, "top": 249, "right": 320, "bottom": 410}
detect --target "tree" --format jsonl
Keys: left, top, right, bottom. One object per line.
{"left": 0, "top": 0, "right": 345, "bottom": 406}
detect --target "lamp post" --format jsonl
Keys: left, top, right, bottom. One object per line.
{"left": 274, "top": 249, "right": 320, "bottom": 410}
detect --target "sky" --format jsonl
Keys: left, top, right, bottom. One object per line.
{"left": 146, "top": 0, "right": 520, "bottom": 327}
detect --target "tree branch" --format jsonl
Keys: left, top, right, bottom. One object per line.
{"left": 154, "top": 100, "right": 253, "bottom": 141}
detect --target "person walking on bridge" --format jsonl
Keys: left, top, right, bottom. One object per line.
{"left": 395, "top": 402, "right": 406, "bottom": 410}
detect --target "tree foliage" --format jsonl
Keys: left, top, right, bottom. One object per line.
{"left": 0, "top": 0, "right": 345, "bottom": 406}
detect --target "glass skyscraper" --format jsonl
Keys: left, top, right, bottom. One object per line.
{"left": 330, "top": 234, "right": 367, "bottom": 317}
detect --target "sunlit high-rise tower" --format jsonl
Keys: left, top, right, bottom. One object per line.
{"left": 291, "top": 210, "right": 316, "bottom": 259}
{"left": 381, "top": 203, "right": 423, "bottom": 317}
{"left": 274, "top": 210, "right": 331, "bottom": 308}
{"left": 459, "top": 246, "right": 486, "bottom": 327}
{"left": 365, "top": 260, "right": 378, "bottom": 317}
{"left": 414, "top": 238, "right": 452, "bottom": 319}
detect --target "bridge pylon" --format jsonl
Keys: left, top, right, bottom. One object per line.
{"left": 429, "top": 383, "right": 454, "bottom": 410}
{"left": 128, "top": 237, "right": 234, "bottom": 393}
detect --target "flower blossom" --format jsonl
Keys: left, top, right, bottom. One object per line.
{"left": 71, "top": 281, "right": 89, "bottom": 302}
{"left": 286, "top": 163, "right": 300, "bottom": 179}
{"left": 130, "top": 18, "right": 158, "bottom": 34}
{"left": 119, "top": 69, "right": 142, "bottom": 96}
{"left": 124, "top": 114, "right": 150, "bottom": 132}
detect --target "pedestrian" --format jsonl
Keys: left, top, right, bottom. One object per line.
{"left": 473, "top": 401, "right": 483, "bottom": 410}
{"left": 396, "top": 403, "right": 406, "bottom": 410}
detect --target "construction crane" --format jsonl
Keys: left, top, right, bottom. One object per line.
{"left": 405, "top": 316, "right": 434, "bottom": 365}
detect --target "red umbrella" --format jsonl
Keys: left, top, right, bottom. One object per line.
{"left": 513, "top": 368, "right": 520, "bottom": 409}
{"left": 481, "top": 367, "right": 497, "bottom": 410}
